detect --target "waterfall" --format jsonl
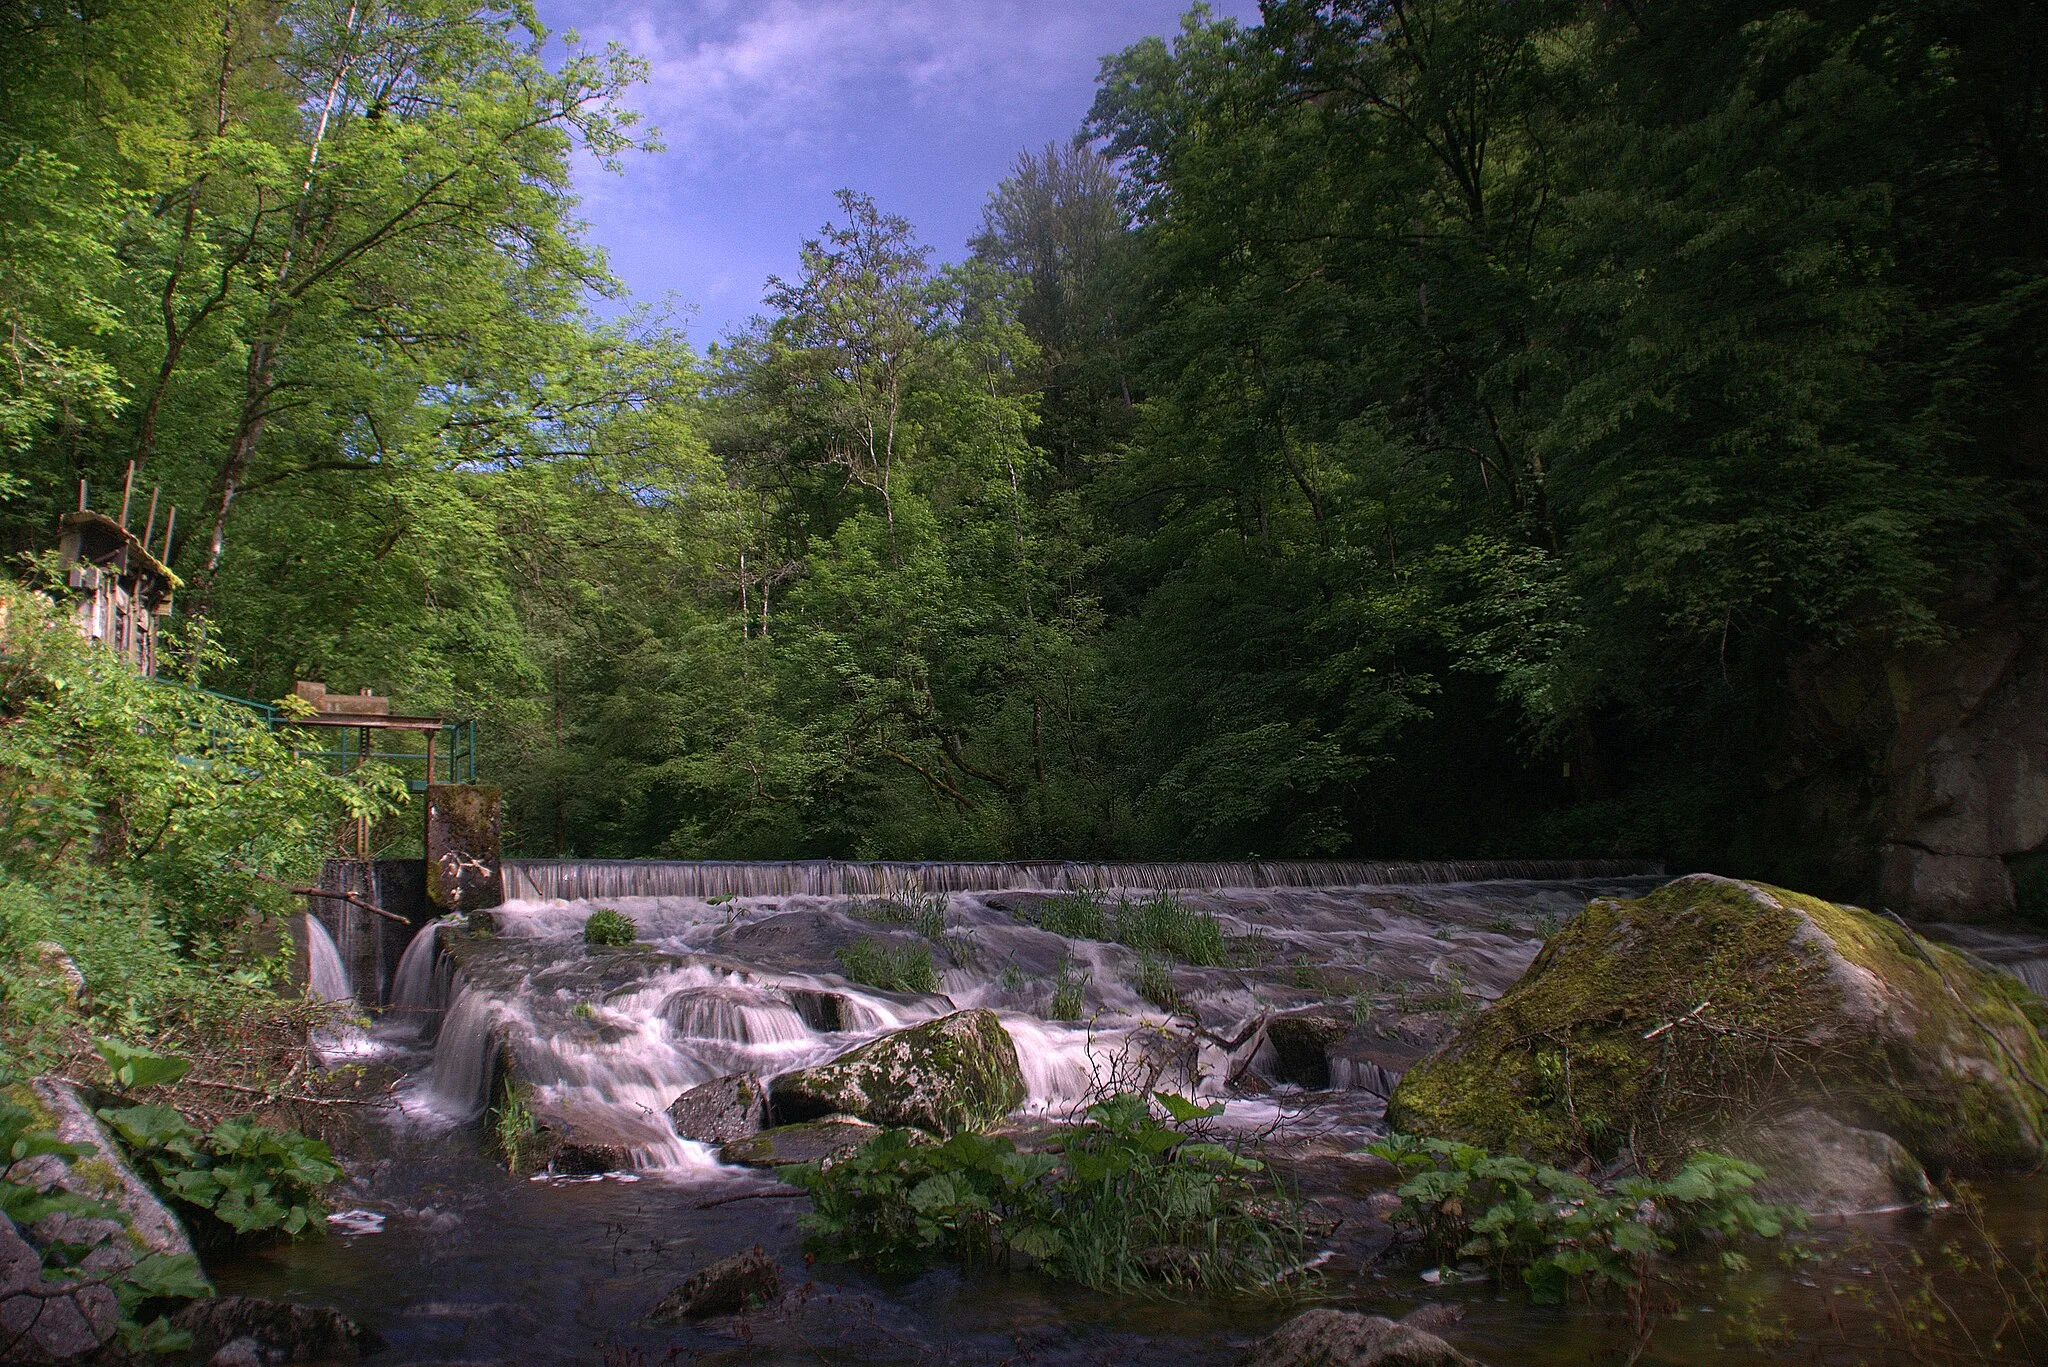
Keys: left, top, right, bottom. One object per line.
{"left": 306, "top": 915, "right": 353, "bottom": 1003}
{"left": 501, "top": 856, "right": 1662, "bottom": 901}
{"left": 660, "top": 986, "right": 812, "bottom": 1046}
{"left": 389, "top": 921, "right": 449, "bottom": 1037}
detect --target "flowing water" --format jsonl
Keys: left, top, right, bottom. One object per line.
{"left": 221, "top": 872, "right": 2048, "bottom": 1365}
{"left": 305, "top": 914, "right": 355, "bottom": 1003}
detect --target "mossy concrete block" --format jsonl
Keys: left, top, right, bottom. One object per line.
{"left": 767, "top": 1008, "right": 1025, "bottom": 1135}
{"left": 426, "top": 784, "right": 502, "bottom": 912}
{"left": 1387, "top": 874, "right": 2048, "bottom": 1178}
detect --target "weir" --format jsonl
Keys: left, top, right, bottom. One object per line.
{"left": 501, "top": 856, "right": 1662, "bottom": 901}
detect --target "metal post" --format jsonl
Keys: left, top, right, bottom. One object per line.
{"left": 118, "top": 462, "right": 135, "bottom": 528}
{"left": 141, "top": 489, "right": 160, "bottom": 552}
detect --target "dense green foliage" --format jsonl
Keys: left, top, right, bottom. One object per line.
{"left": 792, "top": 1090, "right": 1312, "bottom": 1295}
{"left": 0, "top": 579, "right": 397, "bottom": 1066}
{"left": 837, "top": 939, "right": 940, "bottom": 995}
{"left": 98, "top": 1101, "right": 342, "bottom": 1243}
{"left": 4, "top": 1, "right": 2043, "bottom": 889}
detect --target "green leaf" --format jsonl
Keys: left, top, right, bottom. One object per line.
{"left": 95, "top": 1040, "right": 191, "bottom": 1090}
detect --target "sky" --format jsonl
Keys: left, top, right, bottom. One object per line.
{"left": 532, "top": 0, "right": 1260, "bottom": 345}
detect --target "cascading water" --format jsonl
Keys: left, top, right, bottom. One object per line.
{"left": 391, "top": 872, "right": 1666, "bottom": 1174}
{"left": 305, "top": 914, "right": 353, "bottom": 1003}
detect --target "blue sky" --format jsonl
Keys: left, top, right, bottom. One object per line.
{"left": 534, "top": 1, "right": 1260, "bottom": 345}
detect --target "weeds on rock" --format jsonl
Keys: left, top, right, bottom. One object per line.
{"left": 1049, "top": 961, "right": 1088, "bottom": 1021}
{"left": 837, "top": 939, "right": 939, "bottom": 994}
{"left": 1137, "top": 955, "right": 1181, "bottom": 1012}
{"left": 583, "top": 909, "right": 637, "bottom": 946}
{"left": 1114, "top": 893, "right": 1227, "bottom": 967}
{"left": 1036, "top": 888, "right": 1108, "bottom": 940}
{"left": 790, "top": 1090, "right": 1313, "bottom": 1297}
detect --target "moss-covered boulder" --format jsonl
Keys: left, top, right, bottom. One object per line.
{"left": 768, "top": 1009, "right": 1024, "bottom": 1134}
{"left": 1387, "top": 875, "right": 2048, "bottom": 1177}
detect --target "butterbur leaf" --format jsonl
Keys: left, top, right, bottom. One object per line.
{"left": 1523, "top": 1258, "right": 1569, "bottom": 1305}
{"left": 96, "top": 1039, "right": 192, "bottom": 1090}
{"left": 1008, "top": 1223, "right": 1062, "bottom": 1259}
{"left": 1153, "top": 1091, "right": 1222, "bottom": 1123}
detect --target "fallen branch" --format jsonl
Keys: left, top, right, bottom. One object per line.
{"left": 693, "top": 1187, "right": 807, "bottom": 1210}
{"left": 1643, "top": 1000, "right": 1712, "bottom": 1041}
{"left": 181, "top": 1078, "right": 393, "bottom": 1108}
{"left": 230, "top": 860, "right": 409, "bottom": 924}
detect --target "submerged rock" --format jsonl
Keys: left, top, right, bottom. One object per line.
{"left": 171, "top": 1294, "right": 379, "bottom": 1361}
{"left": 1742, "top": 1109, "right": 1935, "bottom": 1215}
{"left": 1388, "top": 875, "right": 2048, "bottom": 1178}
{"left": 768, "top": 1008, "right": 1024, "bottom": 1134}
{"left": 647, "top": 1246, "right": 781, "bottom": 1321}
{"left": 1244, "top": 1308, "right": 1478, "bottom": 1367}
{"left": 668, "top": 1073, "right": 769, "bottom": 1144}
{"left": 719, "top": 1116, "right": 882, "bottom": 1168}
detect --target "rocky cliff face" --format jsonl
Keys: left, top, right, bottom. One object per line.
{"left": 1775, "top": 587, "right": 2047, "bottom": 921}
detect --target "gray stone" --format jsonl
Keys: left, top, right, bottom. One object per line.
{"left": 207, "top": 1336, "right": 269, "bottom": 1367}
{"left": 647, "top": 1246, "right": 781, "bottom": 1322}
{"left": 0, "top": 1219, "right": 120, "bottom": 1363}
{"left": 768, "top": 1009, "right": 1024, "bottom": 1134}
{"left": 1243, "top": 1308, "right": 1479, "bottom": 1367}
{"left": 1739, "top": 1108, "right": 1935, "bottom": 1215}
{"left": 719, "top": 1117, "right": 882, "bottom": 1168}
{"left": 524, "top": 1104, "right": 643, "bottom": 1175}
{"left": 667, "top": 1074, "right": 767, "bottom": 1145}
{"left": 172, "top": 1294, "right": 378, "bottom": 1362}
{"left": 19, "top": 1078, "right": 198, "bottom": 1263}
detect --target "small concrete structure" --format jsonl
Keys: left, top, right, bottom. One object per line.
{"left": 427, "top": 785, "right": 503, "bottom": 912}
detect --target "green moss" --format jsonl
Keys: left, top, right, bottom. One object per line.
{"left": 1387, "top": 876, "right": 2048, "bottom": 1176}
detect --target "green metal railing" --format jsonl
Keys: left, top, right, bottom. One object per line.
{"left": 150, "top": 675, "right": 476, "bottom": 790}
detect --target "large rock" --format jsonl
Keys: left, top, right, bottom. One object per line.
{"left": 0, "top": 1080, "right": 208, "bottom": 1362}
{"left": 668, "top": 1074, "right": 767, "bottom": 1144}
{"left": 1387, "top": 875, "right": 2048, "bottom": 1179}
{"left": 720, "top": 1117, "right": 883, "bottom": 1168}
{"left": 1244, "top": 1308, "right": 1478, "bottom": 1367}
{"left": 768, "top": 1009, "right": 1024, "bottom": 1134}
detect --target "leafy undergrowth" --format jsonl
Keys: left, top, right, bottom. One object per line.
{"left": 791, "top": 1090, "right": 1314, "bottom": 1296}
{"left": 1369, "top": 1133, "right": 1802, "bottom": 1354}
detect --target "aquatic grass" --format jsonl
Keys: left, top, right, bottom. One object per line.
{"left": 857, "top": 890, "right": 948, "bottom": 941}
{"left": 1049, "top": 960, "right": 1088, "bottom": 1021}
{"left": 837, "top": 939, "right": 939, "bottom": 995}
{"left": 1136, "top": 954, "right": 1181, "bottom": 1012}
{"left": 1036, "top": 888, "right": 1108, "bottom": 939}
{"left": 1113, "top": 892, "right": 1227, "bottom": 967}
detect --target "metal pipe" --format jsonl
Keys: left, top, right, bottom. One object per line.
{"left": 141, "top": 488, "right": 160, "bottom": 550}
{"left": 118, "top": 462, "right": 135, "bottom": 527}
{"left": 159, "top": 506, "right": 176, "bottom": 561}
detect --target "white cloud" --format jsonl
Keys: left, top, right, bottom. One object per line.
{"left": 571, "top": 1, "right": 1105, "bottom": 165}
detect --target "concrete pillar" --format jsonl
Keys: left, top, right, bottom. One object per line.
{"left": 426, "top": 785, "right": 503, "bottom": 912}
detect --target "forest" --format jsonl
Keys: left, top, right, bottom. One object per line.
{"left": 3, "top": 0, "right": 2043, "bottom": 898}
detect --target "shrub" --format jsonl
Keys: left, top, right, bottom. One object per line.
{"left": 583, "top": 908, "right": 637, "bottom": 946}
{"left": 1366, "top": 1134, "right": 1801, "bottom": 1305}
{"left": 837, "top": 939, "right": 939, "bottom": 994}
{"left": 791, "top": 1090, "right": 1312, "bottom": 1296}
